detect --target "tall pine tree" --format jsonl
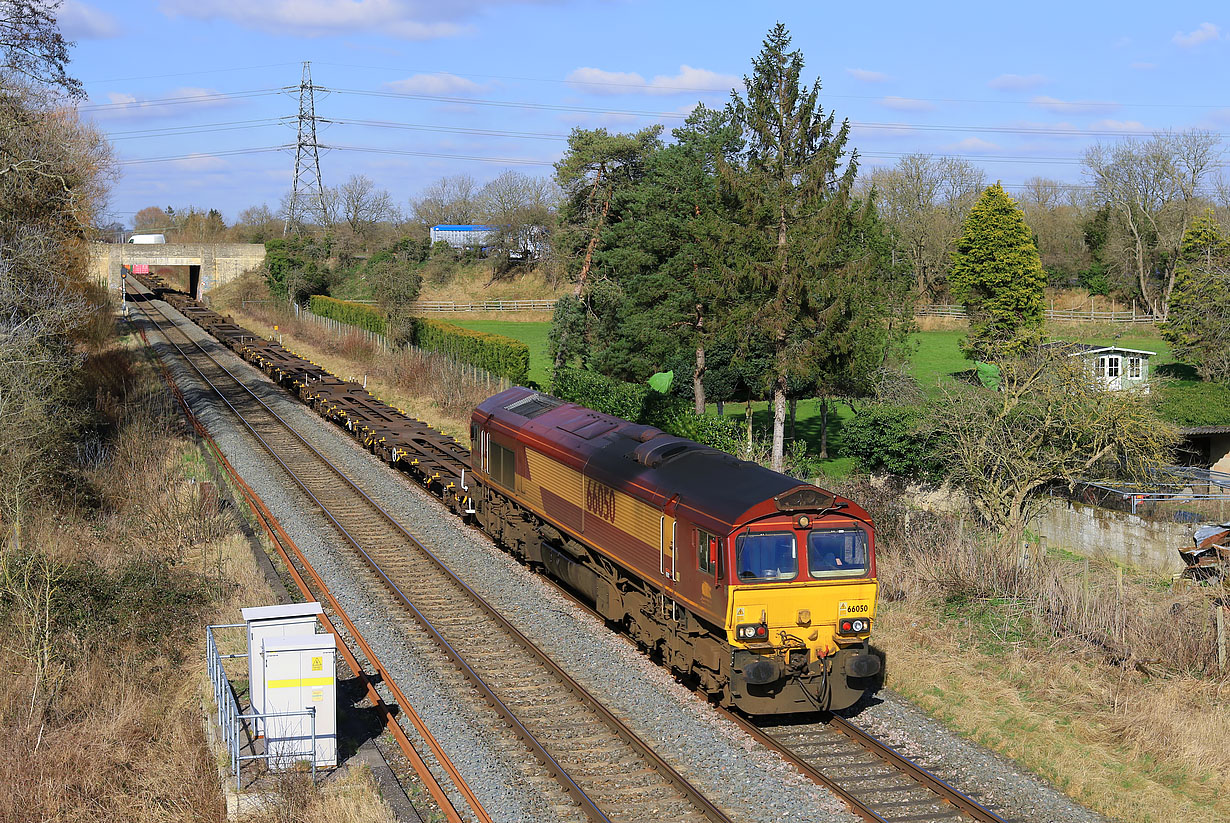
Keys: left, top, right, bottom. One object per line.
{"left": 726, "top": 23, "right": 898, "bottom": 471}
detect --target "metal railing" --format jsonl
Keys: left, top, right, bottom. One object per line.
{"left": 206, "top": 624, "right": 320, "bottom": 791}
{"left": 1058, "top": 467, "right": 1230, "bottom": 521}
{"left": 916, "top": 303, "right": 1160, "bottom": 324}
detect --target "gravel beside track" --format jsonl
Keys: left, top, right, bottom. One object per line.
{"left": 133, "top": 293, "right": 859, "bottom": 823}
{"left": 136, "top": 288, "right": 1110, "bottom": 823}
{"left": 843, "top": 693, "right": 1108, "bottom": 823}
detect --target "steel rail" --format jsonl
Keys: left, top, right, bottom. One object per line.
{"left": 129, "top": 308, "right": 481, "bottom": 823}
{"left": 138, "top": 280, "right": 1010, "bottom": 823}
{"left": 827, "top": 715, "right": 1007, "bottom": 823}
{"left": 132, "top": 290, "right": 733, "bottom": 823}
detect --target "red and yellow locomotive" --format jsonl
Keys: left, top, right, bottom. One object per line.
{"left": 470, "top": 387, "right": 881, "bottom": 715}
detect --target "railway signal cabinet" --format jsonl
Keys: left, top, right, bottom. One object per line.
{"left": 261, "top": 633, "right": 338, "bottom": 769}
{"left": 241, "top": 602, "right": 324, "bottom": 734}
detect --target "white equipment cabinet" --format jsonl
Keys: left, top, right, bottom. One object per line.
{"left": 241, "top": 602, "right": 323, "bottom": 734}
{"left": 262, "top": 633, "right": 338, "bottom": 769}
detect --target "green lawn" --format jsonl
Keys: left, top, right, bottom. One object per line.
{"left": 449, "top": 319, "right": 552, "bottom": 385}
{"left": 441, "top": 320, "right": 1204, "bottom": 469}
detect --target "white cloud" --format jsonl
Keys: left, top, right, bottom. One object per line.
{"left": 90, "top": 87, "right": 236, "bottom": 119}
{"left": 157, "top": 0, "right": 469, "bottom": 38}
{"left": 1091, "top": 118, "right": 1146, "bottom": 132}
{"left": 1031, "top": 95, "right": 1119, "bottom": 115}
{"left": 1131, "top": 61, "right": 1157, "bottom": 70}
{"left": 1173, "top": 22, "right": 1221, "bottom": 47}
{"left": 948, "top": 137, "right": 999, "bottom": 153}
{"left": 566, "top": 65, "right": 737, "bottom": 96}
{"left": 878, "top": 96, "right": 935, "bottom": 112}
{"left": 386, "top": 73, "right": 486, "bottom": 95}
{"left": 845, "top": 68, "right": 889, "bottom": 83}
{"left": 987, "top": 73, "right": 1047, "bottom": 91}
{"left": 58, "top": 1, "right": 120, "bottom": 38}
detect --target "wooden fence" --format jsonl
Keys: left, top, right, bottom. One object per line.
{"left": 415, "top": 299, "right": 557, "bottom": 313}
{"left": 916, "top": 303, "right": 1160, "bottom": 324}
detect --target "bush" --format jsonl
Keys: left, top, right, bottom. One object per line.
{"left": 551, "top": 367, "right": 740, "bottom": 452}
{"left": 1155, "top": 380, "right": 1230, "bottom": 427}
{"left": 1078, "top": 262, "right": 1111, "bottom": 296}
{"left": 843, "top": 403, "right": 946, "bottom": 481}
{"left": 308, "top": 295, "right": 386, "bottom": 334}
{"left": 415, "top": 318, "right": 530, "bottom": 384}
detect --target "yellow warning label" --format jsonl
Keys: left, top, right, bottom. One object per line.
{"left": 311, "top": 688, "right": 324, "bottom": 703}
{"left": 311, "top": 656, "right": 323, "bottom": 672}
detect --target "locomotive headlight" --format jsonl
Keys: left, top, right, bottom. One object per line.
{"left": 838, "top": 618, "right": 871, "bottom": 635}
{"left": 736, "top": 623, "right": 769, "bottom": 641}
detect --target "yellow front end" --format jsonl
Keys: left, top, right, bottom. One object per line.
{"left": 725, "top": 578, "right": 879, "bottom": 713}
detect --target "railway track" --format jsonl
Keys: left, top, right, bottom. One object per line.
{"left": 130, "top": 288, "right": 734, "bottom": 823}
{"left": 133, "top": 281, "right": 1018, "bottom": 823}
{"left": 732, "top": 713, "right": 1014, "bottom": 823}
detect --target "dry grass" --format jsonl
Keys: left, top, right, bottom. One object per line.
{"left": 417, "top": 261, "right": 569, "bottom": 304}
{"left": 234, "top": 302, "right": 490, "bottom": 444}
{"left": 251, "top": 767, "right": 395, "bottom": 823}
{"left": 0, "top": 329, "right": 391, "bottom": 822}
{"left": 839, "top": 477, "right": 1230, "bottom": 822}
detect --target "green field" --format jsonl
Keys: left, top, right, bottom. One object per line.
{"left": 442, "top": 320, "right": 1188, "bottom": 477}
{"left": 449, "top": 319, "right": 553, "bottom": 385}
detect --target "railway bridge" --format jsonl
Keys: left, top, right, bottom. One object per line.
{"left": 89, "top": 242, "right": 266, "bottom": 298}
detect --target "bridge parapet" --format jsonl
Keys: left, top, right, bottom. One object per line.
{"left": 89, "top": 242, "right": 266, "bottom": 296}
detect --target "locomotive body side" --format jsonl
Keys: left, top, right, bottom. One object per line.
{"left": 469, "top": 387, "right": 881, "bottom": 714}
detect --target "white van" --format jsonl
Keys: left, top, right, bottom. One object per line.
{"left": 127, "top": 233, "right": 166, "bottom": 244}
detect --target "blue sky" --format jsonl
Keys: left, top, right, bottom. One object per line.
{"left": 62, "top": 0, "right": 1230, "bottom": 226}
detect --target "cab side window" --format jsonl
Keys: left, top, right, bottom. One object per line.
{"left": 697, "top": 529, "right": 719, "bottom": 575}
{"left": 490, "top": 440, "right": 516, "bottom": 489}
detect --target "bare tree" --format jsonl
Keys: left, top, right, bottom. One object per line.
{"left": 0, "top": 0, "right": 81, "bottom": 97}
{"left": 410, "top": 173, "right": 478, "bottom": 227}
{"left": 868, "top": 154, "right": 984, "bottom": 299}
{"left": 934, "top": 352, "right": 1178, "bottom": 543}
{"left": 477, "top": 171, "right": 557, "bottom": 273}
{"left": 334, "top": 173, "right": 392, "bottom": 238}
{"left": 1083, "top": 130, "right": 1222, "bottom": 319}
{"left": 233, "top": 203, "right": 280, "bottom": 243}
{"left": 1017, "top": 176, "right": 1091, "bottom": 279}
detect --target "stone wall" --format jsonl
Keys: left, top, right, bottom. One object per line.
{"left": 89, "top": 242, "right": 266, "bottom": 295}
{"left": 1033, "top": 498, "right": 1191, "bottom": 574}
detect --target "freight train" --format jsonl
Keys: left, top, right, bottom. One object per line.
{"left": 471, "top": 387, "right": 880, "bottom": 714}
{"left": 133, "top": 278, "right": 881, "bottom": 714}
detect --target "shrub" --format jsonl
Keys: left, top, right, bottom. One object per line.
{"left": 1155, "top": 380, "right": 1230, "bottom": 427}
{"left": 308, "top": 295, "right": 386, "bottom": 334}
{"left": 551, "top": 368, "right": 740, "bottom": 452}
{"left": 414, "top": 318, "right": 530, "bottom": 384}
{"left": 843, "top": 403, "right": 946, "bottom": 481}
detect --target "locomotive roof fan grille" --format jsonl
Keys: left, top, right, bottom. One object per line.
{"left": 774, "top": 486, "right": 840, "bottom": 513}
{"left": 504, "top": 393, "right": 564, "bottom": 419}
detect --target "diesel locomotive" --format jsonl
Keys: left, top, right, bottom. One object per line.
{"left": 470, "top": 386, "right": 881, "bottom": 714}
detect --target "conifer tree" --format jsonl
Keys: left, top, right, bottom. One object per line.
{"left": 726, "top": 23, "right": 899, "bottom": 471}
{"left": 1163, "top": 211, "right": 1230, "bottom": 382}
{"left": 949, "top": 182, "right": 1046, "bottom": 361}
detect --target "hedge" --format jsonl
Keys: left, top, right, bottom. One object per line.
{"left": 1155, "top": 380, "right": 1230, "bottom": 428}
{"left": 309, "top": 295, "right": 385, "bottom": 334}
{"left": 306, "top": 297, "right": 529, "bottom": 383}
{"left": 414, "top": 318, "right": 529, "bottom": 384}
{"left": 551, "top": 367, "right": 740, "bottom": 452}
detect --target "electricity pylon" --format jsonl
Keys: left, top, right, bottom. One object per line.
{"left": 284, "top": 61, "right": 327, "bottom": 236}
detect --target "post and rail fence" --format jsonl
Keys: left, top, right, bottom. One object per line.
{"left": 916, "top": 302, "right": 1161, "bottom": 324}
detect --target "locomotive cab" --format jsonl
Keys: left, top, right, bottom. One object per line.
{"left": 723, "top": 489, "right": 881, "bottom": 713}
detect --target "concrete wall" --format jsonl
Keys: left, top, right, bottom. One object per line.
{"left": 89, "top": 242, "right": 265, "bottom": 296}
{"left": 1033, "top": 498, "right": 1190, "bottom": 574}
